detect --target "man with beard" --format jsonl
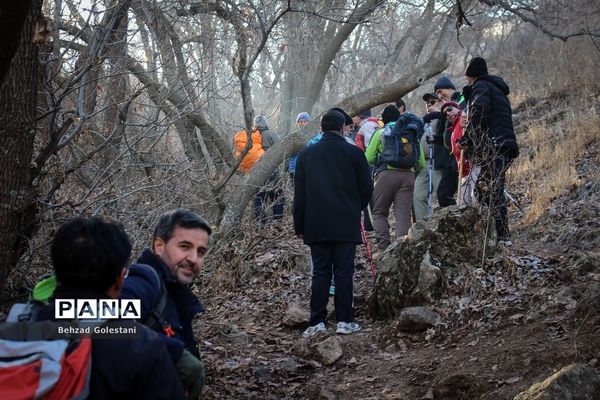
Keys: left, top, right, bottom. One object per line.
{"left": 121, "top": 208, "right": 211, "bottom": 399}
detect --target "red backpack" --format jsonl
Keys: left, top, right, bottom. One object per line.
{"left": 0, "top": 306, "right": 94, "bottom": 399}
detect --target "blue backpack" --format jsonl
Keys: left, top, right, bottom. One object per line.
{"left": 378, "top": 112, "right": 424, "bottom": 169}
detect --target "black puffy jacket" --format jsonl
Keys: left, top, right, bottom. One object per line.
{"left": 465, "top": 75, "right": 519, "bottom": 161}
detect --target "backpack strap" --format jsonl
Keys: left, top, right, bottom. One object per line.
{"left": 129, "top": 264, "right": 175, "bottom": 337}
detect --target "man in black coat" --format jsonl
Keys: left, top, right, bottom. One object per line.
{"left": 294, "top": 109, "right": 373, "bottom": 337}
{"left": 462, "top": 57, "right": 519, "bottom": 244}
{"left": 121, "top": 208, "right": 211, "bottom": 399}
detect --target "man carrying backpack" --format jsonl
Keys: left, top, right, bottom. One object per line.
{"left": 461, "top": 57, "right": 519, "bottom": 245}
{"left": 365, "top": 105, "right": 425, "bottom": 250}
{"left": 121, "top": 208, "right": 211, "bottom": 399}
{"left": 294, "top": 109, "right": 373, "bottom": 337}
{"left": 0, "top": 217, "right": 185, "bottom": 399}
{"left": 414, "top": 93, "right": 446, "bottom": 220}
{"left": 353, "top": 109, "right": 381, "bottom": 151}
{"left": 234, "top": 115, "right": 283, "bottom": 224}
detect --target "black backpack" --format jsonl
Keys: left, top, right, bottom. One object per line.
{"left": 378, "top": 112, "right": 424, "bottom": 169}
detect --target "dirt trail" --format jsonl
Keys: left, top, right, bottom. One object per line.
{"left": 196, "top": 217, "right": 600, "bottom": 399}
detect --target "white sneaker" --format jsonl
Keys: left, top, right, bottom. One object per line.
{"left": 302, "top": 322, "right": 326, "bottom": 338}
{"left": 336, "top": 321, "right": 361, "bottom": 335}
{"left": 497, "top": 239, "right": 513, "bottom": 247}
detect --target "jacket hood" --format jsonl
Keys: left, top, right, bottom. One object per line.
{"left": 477, "top": 75, "right": 510, "bottom": 95}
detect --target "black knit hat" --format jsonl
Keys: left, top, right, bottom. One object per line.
{"left": 465, "top": 57, "right": 488, "bottom": 78}
{"left": 321, "top": 109, "right": 345, "bottom": 132}
{"left": 434, "top": 76, "right": 455, "bottom": 92}
{"left": 359, "top": 109, "right": 372, "bottom": 118}
{"left": 381, "top": 104, "right": 401, "bottom": 125}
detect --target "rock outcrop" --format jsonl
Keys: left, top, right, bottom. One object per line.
{"left": 369, "top": 206, "right": 484, "bottom": 319}
{"left": 514, "top": 363, "right": 600, "bottom": 400}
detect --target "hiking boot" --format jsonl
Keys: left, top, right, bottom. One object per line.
{"left": 302, "top": 322, "right": 326, "bottom": 338}
{"left": 336, "top": 321, "right": 361, "bottom": 335}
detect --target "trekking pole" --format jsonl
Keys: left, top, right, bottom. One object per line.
{"left": 457, "top": 149, "right": 465, "bottom": 206}
{"left": 504, "top": 190, "right": 525, "bottom": 214}
{"left": 428, "top": 144, "right": 434, "bottom": 215}
{"left": 360, "top": 221, "right": 376, "bottom": 280}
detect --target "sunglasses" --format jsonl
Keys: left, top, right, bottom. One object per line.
{"left": 427, "top": 100, "right": 437, "bottom": 106}
{"left": 444, "top": 106, "right": 455, "bottom": 114}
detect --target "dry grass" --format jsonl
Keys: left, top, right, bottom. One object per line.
{"left": 510, "top": 105, "right": 599, "bottom": 222}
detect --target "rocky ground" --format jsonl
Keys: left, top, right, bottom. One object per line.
{"left": 195, "top": 94, "right": 600, "bottom": 399}
{"left": 195, "top": 214, "right": 599, "bottom": 399}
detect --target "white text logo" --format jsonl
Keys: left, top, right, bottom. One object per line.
{"left": 55, "top": 299, "right": 141, "bottom": 319}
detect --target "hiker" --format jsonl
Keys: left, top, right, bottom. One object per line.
{"left": 351, "top": 108, "right": 379, "bottom": 232}
{"left": 461, "top": 57, "right": 519, "bottom": 245}
{"left": 121, "top": 208, "right": 211, "bottom": 399}
{"left": 294, "top": 109, "right": 373, "bottom": 337}
{"left": 431, "top": 76, "right": 466, "bottom": 207}
{"left": 234, "top": 115, "right": 283, "bottom": 223}
{"left": 288, "top": 112, "right": 312, "bottom": 179}
{"left": 442, "top": 101, "right": 478, "bottom": 205}
{"left": 36, "top": 217, "right": 185, "bottom": 399}
{"left": 353, "top": 109, "right": 381, "bottom": 151}
{"left": 331, "top": 107, "right": 357, "bottom": 145}
{"left": 365, "top": 105, "right": 425, "bottom": 250}
{"left": 413, "top": 93, "right": 445, "bottom": 221}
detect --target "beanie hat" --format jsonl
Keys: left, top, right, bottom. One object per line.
{"left": 433, "top": 76, "right": 456, "bottom": 92}
{"left": 465, "top": 57, "right": 488, "bottom": 78}
{"left": 253, "top": 115, "right": 268, "bottom": 130}
{"left": 440, "top": 101, "right": 460, "bottom": 113}
{"left": 359, "top": 109, "right": 372, "bottom": 118}
{"left": 321, "top": 109, "right": 345, "bottom": 132}
{"left": 296, "top": 112, "right": 311, "bottom": 122}
{"left": 381, "top": 104, "right": 401, "bottom": 125}
{"left": 331, "top": 107, "right": 353, "bottom": 126}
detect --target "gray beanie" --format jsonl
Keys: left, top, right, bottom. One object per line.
{"left": 434, "top": 76, "right": 456, "bottom": 92}
{"left": 253, "top": 115, "right": 269, "bottom": 130}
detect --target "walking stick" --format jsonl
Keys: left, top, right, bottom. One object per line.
{"left": 428, "top": 144, "right": 434, "bottom": 214}
{"left": 457, "top": 149, "right": 465, "bottom": 206}
{"left": 360, "top": 221, "right": 376, "bottom": 280}
{"left": 504, "top": 190, "right": 525, "bottom": 214}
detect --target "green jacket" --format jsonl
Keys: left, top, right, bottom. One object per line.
{"left": 365, "top": 125, "right": 426, "bottom": 172}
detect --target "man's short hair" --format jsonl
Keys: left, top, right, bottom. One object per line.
{"left": 394, "top": 98, "right": 406, "bottom": 111}
{"left": 330, "top": 107, "right": 353, "bottom": 126}
{"left": 52, "top": 216, "right": 132, "bottom": 292}
{"left": 153, "top": 208, "right": 212, "bottom": 245}
{"left": 321, "top": 109, "right": 345, "bottom": 132}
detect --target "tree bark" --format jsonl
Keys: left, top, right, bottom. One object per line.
{"left": 0, "top": 0, "right": 41, "bottom": 290}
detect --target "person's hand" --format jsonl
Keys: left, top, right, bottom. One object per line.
{"left": 457, "top": 136, "right": 468, "bottom": 150}
{"left": 459, "top": 114, "right": 468, "bottom": 129}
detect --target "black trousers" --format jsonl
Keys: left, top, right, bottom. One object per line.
{"left": 476, "top": 155, "right": 513, "bottom": 239}
{"left": 437, "top": 157, "right": 458, "bottom": 207}
{"left": 308, "top": 242, "right": 356, "bottom": 326}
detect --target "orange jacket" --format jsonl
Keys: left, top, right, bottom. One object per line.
{"left": 233, "top": 129, "right": 265, "bottom": 172}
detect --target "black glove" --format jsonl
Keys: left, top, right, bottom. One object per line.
{"left": 458, "top": 135, "right": 469, "bottom": 148}
{"left": 423, "top": 111, "right": 442, "bottom": 124}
